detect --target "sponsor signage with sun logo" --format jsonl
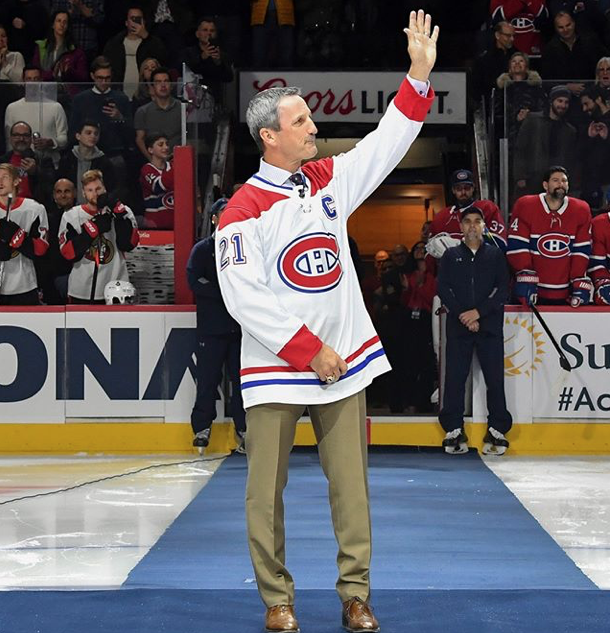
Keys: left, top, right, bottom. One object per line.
{"left": 503, "top": 315, "right": 546, "bottom": 377}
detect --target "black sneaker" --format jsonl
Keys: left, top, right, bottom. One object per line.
{"left": 482, "top": 427, "right": 509, "bottom": 456}
{"left": 442, "top": 428, "right": 469, "bottom": 455}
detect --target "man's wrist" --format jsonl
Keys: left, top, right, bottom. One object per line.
{"left": 408, "top": 65, "right": 431, "bottom": 83}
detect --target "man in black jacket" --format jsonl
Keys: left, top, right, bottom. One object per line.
{"left": 437, "top": 206, "right": 513, "bottom": 456}
{"left": 102, "top": 5, "right": 166, "bottom": 98}
{"left": 186, "top": 198, "right": 246, "bottom": 454}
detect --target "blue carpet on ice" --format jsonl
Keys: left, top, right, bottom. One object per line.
{"left": 2, "top": 589, "right": 610, "bottom": 633}
{"left": 124, "top": 450, "right": 594, "bottom": 590}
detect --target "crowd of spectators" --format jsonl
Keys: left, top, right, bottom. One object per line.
{"left": 475, "top": 3, "right": 610, "bottom": 209}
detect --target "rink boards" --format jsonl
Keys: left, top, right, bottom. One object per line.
{"left": 0, "top": 306, "right": 609, "bottom": 454}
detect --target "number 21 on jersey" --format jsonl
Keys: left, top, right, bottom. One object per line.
{"left": 219, "top": 233, "right": 247, "bottom": 270}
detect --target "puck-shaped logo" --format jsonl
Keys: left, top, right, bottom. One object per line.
{"left": 537, "top": 233, "right": 570, "bottom": 258}
{"left": 278, "top": 232, "right": 343, "bottom": 293}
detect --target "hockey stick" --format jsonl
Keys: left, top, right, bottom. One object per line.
{"left": 530, "top": 303, "right": 572, "bottom": 372}
{"left": 0, "top": 192, "right": 14, "bottom": 290}
{"left": 89, "top": 237, "right": 101, "bottom": 303}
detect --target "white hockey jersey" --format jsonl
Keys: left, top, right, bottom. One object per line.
{"left": 58, "top": 204, "right": 138, "bottom": 300}
{"left": 216, "top": 77, "right": 434, "bottom": 408}
{"left": 0, "top": 197, "right": 49, "bottom": 295}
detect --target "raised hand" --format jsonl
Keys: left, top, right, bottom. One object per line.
{"left": 404, "top": 10, "right": 439, "bottom": 82}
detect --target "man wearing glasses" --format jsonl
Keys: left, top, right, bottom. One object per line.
{"left": 68, "top": 56, "right": 133, "bottom": 160}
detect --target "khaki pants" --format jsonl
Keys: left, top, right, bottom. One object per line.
{"left": 245, "top": 390, "right": 371, "bottom": 607}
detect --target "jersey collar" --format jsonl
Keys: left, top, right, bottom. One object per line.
{"left": 255, "top": 159, "right": 305, "bottom": 192}
{"left": 539, "top": 193, "right": 569, "bottom": 215}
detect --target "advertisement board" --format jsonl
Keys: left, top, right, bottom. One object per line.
{"left": 473, "top": 307, "right": 610, "bottom": 423}
{"left": 239, "top": 71, "right": 467, "bottom": 125}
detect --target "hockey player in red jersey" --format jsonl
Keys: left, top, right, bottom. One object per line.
{"left": 490, "top": 0, "right": 549, "bottom": 58}
{"left": 425, "top": 168, "right": 507, "bottom": 273}
{"left": 0, "top": 162, "right": 49, "bottom": 305}
{"left": 589, "top": 210, "right": 610, "bottom": 305}
{"left": 507, "top": 166, "right": 592, "bottom": 306}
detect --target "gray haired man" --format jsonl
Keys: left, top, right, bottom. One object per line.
{"left": 215, "top": 10, "right": 439, "bottom": 633}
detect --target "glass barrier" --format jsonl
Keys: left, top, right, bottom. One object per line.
{"left": 0, "top": 78, "right": 217, "bottom": 306}
{"left": 494, "top": 78, "right": 609, "bottom": 210}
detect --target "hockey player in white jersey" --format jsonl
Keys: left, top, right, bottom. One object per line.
{"left": 216, "top": 10, "right": 438, "bottom": 633}
{"left": 59, "top": 169, "right": 139, "bottom": 303}
{"left": 0, "top": 162, "right": 49, "bottom": 305}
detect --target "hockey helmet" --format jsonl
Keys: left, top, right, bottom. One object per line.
{"left": 104, "top": 280, "right": 136, "bottom": 305}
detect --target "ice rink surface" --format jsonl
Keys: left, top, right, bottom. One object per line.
{"left": 0, "top": 453, "right": 609, "bottom": 590}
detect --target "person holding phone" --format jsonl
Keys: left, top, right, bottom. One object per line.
{"left": 69, "top": 56, "right": 133, "bottom": 161}
{"left": 180, "top": 16, "right": 233, "bottom": 105}
{"left": 102, "top": 5, "right": 166, "bottom": 99}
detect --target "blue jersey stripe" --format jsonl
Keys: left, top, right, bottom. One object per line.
{"left": 241, "top": 348, "right": 386, "bottom": 390}
{"left": 252, "top": 175, "right": 293, "bottom": 191}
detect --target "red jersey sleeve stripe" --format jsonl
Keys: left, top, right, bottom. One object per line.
{"left": 277, "top": 324, "right": 323, "bottom": 372}
{"left": 393, "top": 78, "right": 435, "bottom": 122}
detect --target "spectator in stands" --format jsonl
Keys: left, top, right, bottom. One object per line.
{"left": 145, "top": 0, "right": 192, "bottom": 69}
{"left": 472, "top": 21, "right": 517, "bottom": 104}
{"left": 58, "top": 168, "right": 139, "bottom": 304}
{"left": 437, "top": 205, "right": 512, "bottom": 456}
{"left": 58, "top": 120, "right": 116, "bottom": 204}
{"left": 362, "top": 249, "right": 389, "bottom": 319}
{"left": 36, "top": 177, "right": 75, "bottom": 304}
{"left": 69, "top": 56, "right": 134, "bottom": 162}
{"left": 421, "top": 220, "right": 432, "bottom": 242}
{"left": 0, "top": 162, "right": 49, "bottom": 305}
{"left": 491, "top": 0, "right": 549, "bottom": 58}
{"left": 251, "top": 0, "right": 295, "bottom": 67}
{"left": 131, "top": 57, "right": 159, "bottom": 113}
{"left": 548, "top": 1, "right": 610, "bottom": 47}
{"left": 0, "top": 0, "right": 48, "bottom": 62}
{"left": 103, "top": 5, "right": 166, "bottom": 101}
{"left": 187, "top": 197, "right": 246, "bottom": 454}
{"left": 32, "top": 10, "right": 88, "bottom": 89}
{"left": 134, "top": 67, "right": 181, "bottom": 159}
{"left": 390, "top": 243, "right": 413, "bottom": 275}
{"left": 198, "top": 0, "right": 247, "bottom": 66}
{"left": 594, "top": 56, "right": 610, "bottom": 99}
{"left": 496, "top": 52, "right": 544, "bottom": 135}
{"left": 426, "top": 169, "right": 507, "bottom": 274}
{"left": 180, "top": 16, "right": 234, "bottom": 104}
{"left": 514, "top": 85, "right": 577, "bottom": 194}
{"left": 0, "top": 23, "right": 25, "bottom": 83}
{"left": 541, "top": 10, "right": 608, "bottom": 89}
{"left": 400, "top": 239, "right": 437, "bottom": 414}
{"left": 139, "top": 132, "right": 173, "bottom": 229}
{"left": 49, "top": 1, "right": 104, "bottom": 63}
{"left": 4, "top": 66, "right": 68, "bottom": 170}
{"left": 0, "top": 121, "right": 53, "bottom": 200}
{"left": 508, "top": 165, "right": 592, "bottom": 306}
{"left": 578, "top": 84, "right": 610, "bottom": 208}
{"left": 588, "top": 204, "right": 610, "bottom": 304}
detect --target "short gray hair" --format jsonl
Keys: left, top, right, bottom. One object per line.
{"left": 246, "top": 86, "right": 302, "bottom": 154}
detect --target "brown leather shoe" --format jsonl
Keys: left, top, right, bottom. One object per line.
{"left": 342, "top": 597, "right": 380, "bottom": 632}
{"left": 265, "top": 604, "right": 299, "bottom": 632}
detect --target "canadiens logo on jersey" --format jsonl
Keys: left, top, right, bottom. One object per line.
{"left": 278, "top": 232, "right": 343, "bottom": 293}
{"left": 537, "top": 233, "right": 571, "bottom": 258}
